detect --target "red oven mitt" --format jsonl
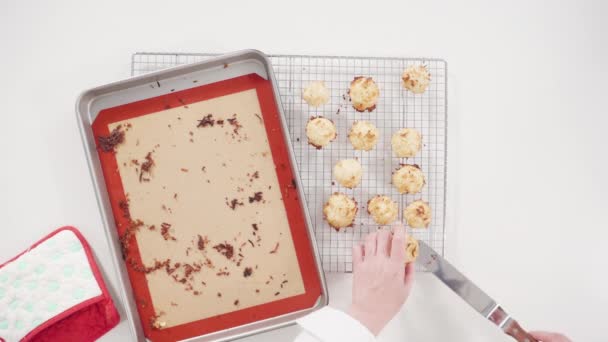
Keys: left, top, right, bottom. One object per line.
{"left": 0, "top": 227, "right": 119, "bottom": 342}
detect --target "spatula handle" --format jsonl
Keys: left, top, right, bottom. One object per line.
{"left": 504, "top": 319, "right": 539, "bottom": 342}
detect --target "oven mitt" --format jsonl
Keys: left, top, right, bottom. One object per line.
{"left": 0, "top": 227, "right": 119, "bottom": 342}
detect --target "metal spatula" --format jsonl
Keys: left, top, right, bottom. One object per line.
{"left": 416, "top": 241, "right": 538, "bottom": 342}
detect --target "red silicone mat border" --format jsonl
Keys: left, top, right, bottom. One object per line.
{"left": 91, "top": 74, "right": 322, "bottom": 342}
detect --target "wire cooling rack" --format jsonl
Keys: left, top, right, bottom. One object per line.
{"left": 132, "top": 52, "right": 447, "bottom": 273}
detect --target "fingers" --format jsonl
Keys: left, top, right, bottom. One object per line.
{"left": 364, "top": 232, "right": 377, "bottom": 257}
{"left": 530, "top": 331, "right": 570, "bottom": 342}
{"left": 376, "top": 229, "right": 391, "bottom": 257}
{"left": 352, "top": 243, "right": 364, "bottom": 269}
{"left": 390, "top": 224, "right": 406, "bottom": 262}
{"left": 404, "top": 262, "right": 415, "bottom": 290}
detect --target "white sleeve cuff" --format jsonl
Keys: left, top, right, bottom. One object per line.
{"left": 296, "top": 307, "right": 376, "bottom": 342}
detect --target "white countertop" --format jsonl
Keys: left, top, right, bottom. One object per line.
{"left": 1, "top": 0, "right": 607, "bottom": 341}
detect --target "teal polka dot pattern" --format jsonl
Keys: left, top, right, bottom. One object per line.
{"left": 25, "top": 280, "right": 38, "bottom": 290}
{"left": 17, "top": 260, "right": 28, "bottom": 271}
{"left": 47, "top": 281, "right": 60, "bottom": 292}
{"left": 63, "top": 265, "right": 75, "bottom": 277}
{"left": 79, "top": 267, "right": 94, "bottom": 280}
{"left": 69, "top": 241, "right": 83, "bottom": 252}
{"left": 46, "top": 302, "right": 58, "bottom": 312}
{"left": 9, "top": 299, "right": 20, "bottom": 310}
{"left": 12, "top": 278, "right": 23, "bottom": 288}
{"left": 23, "top": 302, "right": 34, "bottom": 313}
{"left": 50, "top": 250, "right": 64, "bottom": 261}
{"left": 72, "top": 287, "right": 85, "bottom": 300}
{"left": 34, "top": 264, "right": 46, "bottom": 275}
{"left": 0, "top": 230, "right": 103, "bottom": 341}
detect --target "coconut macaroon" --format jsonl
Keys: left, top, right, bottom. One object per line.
{"left": 404, "top": 200, "right": 432, "bottom": 228}
{"left": 392, "top": 164, "right": 425, "bottom": 194}
{"left": 323, "top": 193, "right": 358, "bottom": 230}
{"left": 333, "top": 159, "right": 363, "bottom": 189}
{"left": 302, "top": 81, "right": 330, "bottom": 107}
{"left": 367, "top": 195, "right": 398, "bottom": 225}
{"left": 348, "top": 77, "right": 380, "bottom": 112}
{"left": 401, "top": 65, "right": 431, "bottom": 94}
{"left": 405, "top": 235, "right": 419, "bottom": 263}
{"left": 306, "top": 116, "right": 337, "bottom": 149}
{"left": 348, "top": 121, "right": 379, "bottom": 151}
{"left": 391, "top": 128, "right": 422, "bottom": 158}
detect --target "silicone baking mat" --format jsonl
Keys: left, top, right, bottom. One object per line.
{"left": 91, "top": 74, "right": 322, "bottom": 341}
{"left": 132, "top": 53, "right": 447, "bottom": 273}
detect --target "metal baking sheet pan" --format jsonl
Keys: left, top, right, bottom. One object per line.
{"left": 76, "top": 50, "right": 328, "bottom": 342}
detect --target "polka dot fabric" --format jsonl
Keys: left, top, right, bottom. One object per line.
{"left": 0, "top": 227, "right": 119, "bottom": 342}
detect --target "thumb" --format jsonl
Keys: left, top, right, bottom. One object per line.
{"left": 530, "top": 331, "right": 569, "bottom": 342}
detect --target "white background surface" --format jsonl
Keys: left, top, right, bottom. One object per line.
{"left": 1, "top": 1, "right": 607, "bottom": 341}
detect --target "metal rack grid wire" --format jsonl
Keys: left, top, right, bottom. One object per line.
{"left": 131, "top": 52, "right": 447, "bottom": 273}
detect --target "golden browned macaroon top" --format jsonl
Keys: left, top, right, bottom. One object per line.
{"left": 402, "top": 65, "right": 431, "bottom": 94}
{"left": 367, "top": 195, "right": 398, "bottom": 225}
{"left": 349, "top": 77, "right": 380, "bottom": 112}
{"left": 392, "top": 164, "right": 426, "bottom": 194}
{"left": 333, "top": 159, "right": 363, "bottom": 189}
{"left": 323, "top": 193, "right": 358, "bottom": 230}
{"left": 306, "top": 116, "right": 337, "bottom": 149}
{"left": 404, "top": 200, "right": 432, "bottom": 228}
{"left": 391, "top": 128, "right": 422, "bottom": 158}
{"left": 405, "top": 235, "right": 419, "bottom": 263}
{"left": 302, "top": 81, "right": 330, "bottom": 107}
{"left": 348, "top": 121, "right": 379, "bottom": 151}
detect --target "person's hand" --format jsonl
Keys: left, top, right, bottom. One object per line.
{"left": 348, "top": 224, "right": 415, "bottom": 335}
{"left": 530, "top": 331, "right": 572, "bottom": 342}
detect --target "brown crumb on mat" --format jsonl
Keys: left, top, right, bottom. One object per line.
{"left": 197, "top": 114, "right": 215, "bottom": 127}
{"left": 270, "top": 242, "right": 280, "bottom": 254}
{"left": 274, "top": 292, "right": 280, "bottom": 296}
{"left": 139, "top": 152, "right": 155, "bottom": 183}
{"left": 180, "top": 168, "right": 189, "bottom": 172}
{"left": 213, "top": 242, "right": 234, "bottom": 259}
{"left": 150, "top": 312, "right": 166, "bottom": 330}
{"left": 118, "top": 199, "right": 130, "bottom": 219}
{"left": 118, "top": 219, "right": 144, "bottom": 259}
{"left": 234, "top": 299, "right": 239, "bottom": 306}
{"left": 227, "top": 114, "right": 242, "bottom": 135}
{"left": 98, "top": 125, "right": 125, "bottom": 152}
{"left": 217, "top": 292, "right": 222, "bottom": 297}
{"left": 197, "top": 235, "right": 209, "bottom": 251}
{"left": 226, "top": 198, "right": 243, "bottom": 210}
{"left": 127, "top": 258, "right": 170, "bottom": 274}
{"left": 248, "top": 192, "right": 263, "bottom": 203}
{"left": 160, "top": 222, "right": 176, "bottom": 241}
{"left": 243, "top": 267, "right": 253, "bottom": 277}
